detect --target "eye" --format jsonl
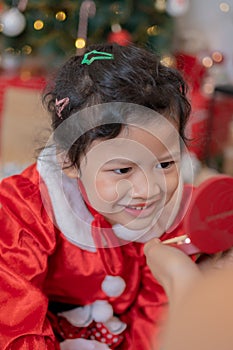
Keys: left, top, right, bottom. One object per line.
{"left": 156, "top": 161, "right": 174, "bottom": 169}
{"left": 113, "top": 167, "right": 132, "bottom": 174}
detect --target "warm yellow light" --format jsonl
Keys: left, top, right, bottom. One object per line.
{"left": 110, "top": 3, "right": 122, "bottom": 15}
{"left": 34, "top": 20, "right": 44, "bottom": 30}
{"left": 22, "top": 45, "right": 32, "bottom": 55}
{"left": 147, "top": 25, "right": 160, "bottom": 36}
{"left": 154, "top": 0, "right": 166, "bottom": 12}
{"left": 111, "top": 23, "right": 122, "bottom": 33}
{"left": 212, "top": 51, "right": 223, "bottom": 63}
{"left": 20, "top": 70, "right": 32, "bottom": 81}
{"left": 0, "top": 24, "right": 3, "bottom": 32}
{"left": 5, "top": 47, "right": 15, "bottom": 54}
{"left": 202, "top": 56, "right": 213, "bottom": 68}
{"left": 219, "top": 2, "right": 230, "bottom": 12}
{"left": 161, "top": 55, "right": 176, "bottom": 67}
{"left": 75, "top": 38, "right": 86, "bottom": 49}
{"left": 56, "top": 11, "right": 66, "bottom": 21}
{"left": 203, "top": 82, "right": 214, "bottom": 95}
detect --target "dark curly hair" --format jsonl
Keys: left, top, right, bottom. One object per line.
{"left": 43, "top": 43, "right": 191, "bottom": 168}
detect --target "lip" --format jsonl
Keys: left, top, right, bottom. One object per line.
{"left": 123, "top": 201, "right": 158, "bottom": 218}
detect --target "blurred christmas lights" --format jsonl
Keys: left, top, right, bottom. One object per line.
{"left": 154, "top": 0, "right": 166, "bottom": 12}
{"left": 33, "top": 20, "right": 44, "bottom": 30}
{"left": 212, "top": 51, "right": 224, "bottom": 63}
{"left": 161, "top": 54, "right": 176, "bottom": 67}
{"left": 75, "top": 38, "right": 86, "bottom": 49}
{"left": 147, "top": 25, "right": 160, "bottom": 36}
{"left": 219, "top": 2, "right": 230, "bottom": 12}
{"left": 55, "top": 11, "right": 67, "bottom": 22}
{"left": 202, "top": 56, "right": 213, "bottom": 68}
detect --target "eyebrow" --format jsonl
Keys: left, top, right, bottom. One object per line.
{"left": 103, "top": 152, "right": 181, "bottom": 166}
{"left": 158, "top": 152, "right": 181, "bottom": 161}
{"left": 104, "top": 159, "right": 133, "bottom": 166}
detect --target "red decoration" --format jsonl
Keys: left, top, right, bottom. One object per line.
{"left": 107, "top": 29, "right": 132, "bottom": 46}
{"left": 186, "top": 175, "right": 233, "bottom": 254}
{"left": 187, "top": 91, "right": 233, "bottom": 161}
{"left": 168, "top": 175, "right": 233, "bottom": 255}
{"left": 175, "top": 52, "right": 207, "bottom": 92}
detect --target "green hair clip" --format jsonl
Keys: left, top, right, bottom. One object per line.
{"left": 81, "top": 50, "right": 114, "bottom": 65}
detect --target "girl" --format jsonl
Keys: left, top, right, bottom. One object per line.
{"left": 0, "top": 43, "right": 191, "bottom": 350}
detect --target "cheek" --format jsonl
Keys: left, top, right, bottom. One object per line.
{"left": 165, "top": 172, "right": 180, "bottom": 199}
{"left": 95, "top": 176, "right": 119, "bottom": 203}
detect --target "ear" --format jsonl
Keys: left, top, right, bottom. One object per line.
{"left": 56, "top": 151, "right": 79, "bottom": 179}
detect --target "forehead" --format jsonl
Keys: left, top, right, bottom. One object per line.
{"left": 83, "top": 120, "right": 180, "bottom": 165}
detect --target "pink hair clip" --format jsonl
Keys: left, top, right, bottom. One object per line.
{"left": 55, "top": 97, "right": 70, "bottom": 119}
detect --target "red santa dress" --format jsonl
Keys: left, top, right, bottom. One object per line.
{"left": 0, "top": 151, "right": 192, "bottom": 350}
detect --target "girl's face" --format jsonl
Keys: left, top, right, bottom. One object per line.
{"left": 76, "top": 120, "right": 183, "bottom": 238}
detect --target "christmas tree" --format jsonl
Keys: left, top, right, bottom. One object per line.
{"left": 0, "top": 0, "right": 176, "bottom": 71}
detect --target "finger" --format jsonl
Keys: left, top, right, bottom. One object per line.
{"left": 144, "top": 238, "right": 201, "bottom": 302}
{"left": 144, "top": 237, "right": 160, "bottom": 255}
{"left": 145, "top": 237, "right": 192, "bottom": 269}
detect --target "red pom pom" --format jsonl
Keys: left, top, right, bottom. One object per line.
{"left": 107, "top": 29, "right": 132, "bottom": 46}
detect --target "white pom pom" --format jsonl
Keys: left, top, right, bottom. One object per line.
{"left": 101, "top": 275, "right": 126, "bottom": 297}
{"left": 104, "top": 316, "right": 127, "bottom": 334}
{"left": 1, "top": 8, "right": 26, "bottom": 37}
{"left": 92, "top": 300, "right": 113, "bottom": 323}
{"left": 58, "top": 304, "right": 92, "bottom": 327}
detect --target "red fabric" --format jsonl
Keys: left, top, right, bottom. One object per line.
{"left": 50, "top": 316, "right": 124, "bottom": 348}
{"left": 0, "top": 164, "right": 188, "bottom": 349}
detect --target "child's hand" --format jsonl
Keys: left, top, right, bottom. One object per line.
{"left": 144, "top": 238, "right": 201, "bottom": 303}
{"left": 60, "top": 338, "right": 109, "bottom": 350}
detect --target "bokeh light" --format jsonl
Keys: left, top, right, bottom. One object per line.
{"left": 34, "top": 20, "right": 44, "bottom": 30}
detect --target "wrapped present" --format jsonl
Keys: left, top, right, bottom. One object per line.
{"left": 0, "top": 74, "right": 48, "bottom": 175}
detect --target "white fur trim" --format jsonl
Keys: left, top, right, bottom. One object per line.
{"left": 37, "top": 147, "right": 96, "bottom": 251}
{"left": 112, "top": 224, "right": 149, "bottom": 242}
{"left": 92, "top": 300, "right": 113, "bottom": 323}
{"left": 101, "top": 275, "right": 126, "bottom": 297}
{"left": 58, "top": 304, "right": 92, "bottom": 327}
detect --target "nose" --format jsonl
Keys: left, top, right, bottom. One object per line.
{"left": 131, "top": 169, "right": 160, "bottom": 200}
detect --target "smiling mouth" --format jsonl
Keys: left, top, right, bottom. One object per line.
{"left": 124, "top": 202, "right": 158, "bottom": 218}
{"left": 126, "top": 204, "right": 151, "bottom": 210}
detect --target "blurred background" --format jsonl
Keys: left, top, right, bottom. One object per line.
{"left": 0, "top": 0, "right": 233, "bottom": 182}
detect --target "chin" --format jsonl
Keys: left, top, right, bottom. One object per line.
{"left": 135, "top": 227, "right": 164, "bottom": 243}
{"left": 124, "top": 221, "right": 153, "bottom": 232}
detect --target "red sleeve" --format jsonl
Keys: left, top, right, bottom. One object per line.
{"left": 0, "top": 166, "right": 60, "bottom": 349}
{"left": 120, "top": 258, "right": 168, "bottom": 350}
